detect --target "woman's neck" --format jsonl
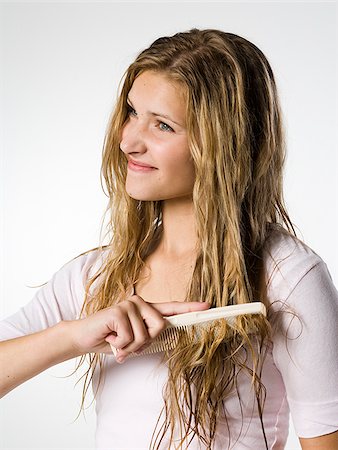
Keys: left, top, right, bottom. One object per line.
{"left": 158, "top": 196, "right": 198, "bottom": 258}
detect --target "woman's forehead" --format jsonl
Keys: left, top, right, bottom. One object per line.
{"left": 128, "top": 71, "right": 187, "bottom": 127}
{"left": 130, "top": 70, "right": 185, "bottom": 96}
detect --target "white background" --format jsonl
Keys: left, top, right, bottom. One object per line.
{"left": 0, "top": 1, "right": 337, "bottom": 449}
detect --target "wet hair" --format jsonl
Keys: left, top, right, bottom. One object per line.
{"left": 76, "top": 28, "right": 297, "bottom": 449}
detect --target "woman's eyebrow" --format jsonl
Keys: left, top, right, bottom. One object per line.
{"left": 127, "top": 96, "right": 183, "bottom": 127}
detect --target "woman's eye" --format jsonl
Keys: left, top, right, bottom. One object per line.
{"left": 126, "top": 104, "right": 137, "bottom": 116}
{"left": 126, "top": 103, "right": 174, "bottom": 133}
{"left": 158, "top": 122, "right": 174, "bottom": 133}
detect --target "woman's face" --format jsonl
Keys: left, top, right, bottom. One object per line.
{"left": 120, "top": 70, "right": 195, "bottom": 201}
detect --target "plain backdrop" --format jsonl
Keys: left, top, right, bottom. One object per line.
{"left": 0, "top": 1, "right": 337, "bottom": 449}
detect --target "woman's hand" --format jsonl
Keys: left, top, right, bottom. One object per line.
{"left": 69, "top": 295, "right": 210, "bottom": 363}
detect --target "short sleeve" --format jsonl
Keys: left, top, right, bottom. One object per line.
{"left": 0, "top": 248, "right": 105, "bottom": 341}
{"left": 271, "top": 260, "right": 338, "bottom": 438}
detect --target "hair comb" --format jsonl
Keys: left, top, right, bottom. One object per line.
{"left": 110, "top": 302, "right": 266, "bottom": 359}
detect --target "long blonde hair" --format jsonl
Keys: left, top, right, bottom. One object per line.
{"left": 76, "top": 28, "right": 297, "bottom": 449}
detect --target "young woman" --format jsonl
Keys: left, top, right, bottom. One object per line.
{"left": 1, "top": 28, "right": 337, "bottom": 450}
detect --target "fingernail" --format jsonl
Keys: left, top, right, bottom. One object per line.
{"left": 116, "top": 356, "right": 125, "bottom": 364}
{"left": 135, "top": 345, "right": 146, "bottom": 355}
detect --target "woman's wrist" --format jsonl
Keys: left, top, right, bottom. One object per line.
{"left": 55, "top": 319, "right": 88, "bottom": 360}
{"left": 0, "top": 320, "right": 86, "bottom": 398}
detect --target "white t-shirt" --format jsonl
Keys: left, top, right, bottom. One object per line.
{"left": 1, "top": 230, "right": 338, "bottom": 449}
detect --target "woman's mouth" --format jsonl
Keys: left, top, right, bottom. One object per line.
{"left": 127, "top": 159, "right": 157, "bottom": 172}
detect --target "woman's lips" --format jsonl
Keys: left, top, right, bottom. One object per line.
{"left": 127, "top": 160, "right": 157, "bottom": 172}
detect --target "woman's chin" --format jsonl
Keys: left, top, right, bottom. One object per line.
{"left": 126, "top": 190, "right": 162, "bottom": 202}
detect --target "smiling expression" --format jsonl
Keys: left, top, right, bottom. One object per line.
{"left": 120, "top": 70, "right": 195, "bottom": 202}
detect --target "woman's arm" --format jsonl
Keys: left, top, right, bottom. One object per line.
{"left": 0, "top": 296, "right": 210, "bottom": 398}
{"left": 0, "top": 320, "right": 80, "bottom": 398}
{"left": 270, "top": 257, "right": 338, "bottom": 442}
{"left": 0, "top": 250, "right": 101, "bottom": 342}
{"left": 300, "top": 430, "right": 338, "bottom": 449}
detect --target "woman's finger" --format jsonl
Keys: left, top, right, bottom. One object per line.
{"left": 105, "top": 298, "right": 210, "bottom": 363}
{"left": 106, "top": 298, "right": 161, "bottom": 361}
{"left": 127, "top": 296, "right": 168, "bottom": 340}
{"left": 151, "top": 301, "right": 210, "bottom": 317}
{"left": 105, "top": 308, "right": 135, "bottom": 351}
{"left": 116, "top": 307, "right": 152, "bottom": 356}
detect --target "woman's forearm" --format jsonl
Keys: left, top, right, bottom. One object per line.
{"left": 0, "top": 321, "right": 82, "bottom": 398}
{"left": 0, "top": 298, "right": 210, "bottom": 398}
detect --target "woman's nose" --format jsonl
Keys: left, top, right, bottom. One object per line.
{"left": 120, "top": 120, "right": 147, "bottom": 155}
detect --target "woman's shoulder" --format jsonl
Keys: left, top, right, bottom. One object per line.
{"left": 263, "top": 225, "right": 323, "bottom": 268}
{"left": 50, "top": 246, "right": 111, "bottom": 294}
{"left": 264, "top": 229, "right": 338, "bottom": 438}
{"left": 262, "top": 225, "right": 326, "bottom": 300}
{"left": 60, "top": 245, "right": 110, "bottom": 273}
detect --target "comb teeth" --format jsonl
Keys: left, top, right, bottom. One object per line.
{"left": 134, "top": 322, "right": 213, "bottom": 356}
{"left": 110, "top": 302, "right": 266, "bottom": 360}
{"left": 137, "top": 325, "right": 183, "bottom": 355}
